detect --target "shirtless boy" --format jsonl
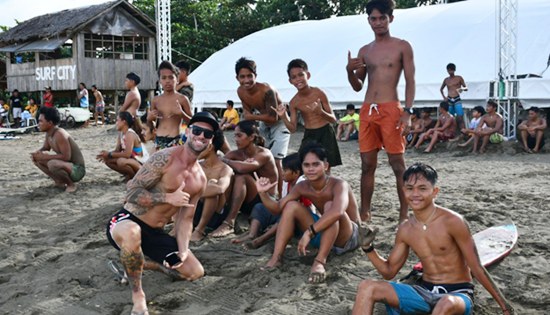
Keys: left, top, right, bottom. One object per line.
{"left": 257, "top": 143, "right": 360, "bottom": 284}
{"left": 31, "top": 107, "right": 86, "bottom": 193}
{"left": 191, "top": 130, "right": 234, "bottom": 241}
{"left": 148, "top": 61, "right": 192, "bottom": 150}
{"left": 352, "top": 163, "right": 514, "bottom": 315}
{"left": 235, "top": 57, "right": 290, "bottom": 193}
{"left": 210, "top": 120, "right": 279, "bottom": 237}
{"left": 175, "top": 60, "right": 194, "bottom": 102}
{"left": 518, "top": 107, "right": 547, "bottom": 153}
{"left": 106, "top": 111, "right": 219, "bottom": 315}
{"left": 275, "top": 58, "right": 342, "bottom": 168}
{"left": 346, "top": 0, "right": 415, "bottom": 223}
{"left": 120, "top": 72, "right": 145, "bottom": 141}
{"left": 472, "top": 100, "right": 504, "bottom": 154}
{"left": 91, "top": 85, "right": 105, "bottom": 126}
{"left": 440, "top": 63, "right": 468, "bottom": 131}
{"left": 414, "top": 102, "right": 456, "bottom": 153}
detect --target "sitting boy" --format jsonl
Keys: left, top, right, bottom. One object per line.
{"left": 256, "top": 143, "right": 360, "bottom": 284}
{"left": 336, "top": 103, "right": 360, "bottom": 141}
{"left": 457, "top": 105, "right": 486, "bottom": 148}
{"left": 471, "top": 100, "right": 504, "bottom": 154}
{"left": 518, "top": 106, "right": 547, "bottom": 153}
{"left": 415, "top": 102, "right": 456, "bottom": 153}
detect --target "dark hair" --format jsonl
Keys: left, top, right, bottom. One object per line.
{"left": 39, "top": 107, "right": 61, "bottom": 125}
{"left": 157, "top": 60, "right": 179, "bottom": 77}
{"left": 119, "top": 111, "right": 134, "bottom": 127}
{"left": 212, "top": 129, "right": 225, "bottom": 151}
{"left": 403, "top": 162, "right": 438, "bottom": 186}
{"left": 13, "top": 89, "right": 19, "bottom": 93}
{"left": 236, "top": 120, "right": 265, "bottom": 147}
{"left": 79, "top": 82, "right": 86, "bottom": 88}
{"left": 287, "top": 58, "right": 308, "bottom": 76}
{"left": 299, "top": 142, "right": 328, "bottom": 164}
{"left": 29, "top": 97, "right": 36, "bottom": 103}
{"left": 235, "top": 57, "right": 257, "bottom": 76}
{"left": 175, "top": 60, "right": 191, "bottom": 74}
{"left": 447, "top": 63, "right": 456, "bottom": 71}
{"left": 412, "top": 108, "right": 421, "bottom": 118}
{"left": 282, "top": 152, "right": 302, "bottom": 174}
{"left": 92, "top": 85, "right": 97, "bottom": 89}
{"left": 346, "top": 103, "right": 356, "bottom": 111}
{"left": 472, "top": 105, "right": 486, "bottom": 115}
{"left": 439, "top": 101, "right": 449, "bottom": 112}
{"left": 366, "top": 0, "right": 395, "bottom": 16}
{"left": 126, "top": 72, "right": 141, "bottom": 85}
{"left": 528, "top": 106, "right": 540, "bottom": 113}
{"left": 227, "top": 100, "right": 234, "bottom": 107}
{"left": 487, "top": 100, "right": 498, "bottom": 109}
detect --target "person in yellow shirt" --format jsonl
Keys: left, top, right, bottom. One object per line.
{"left": 336, "top": 103, "right": 360, "bottom": 141}
{"left": 220, "top": 100, "right": 240, "bottom": 131}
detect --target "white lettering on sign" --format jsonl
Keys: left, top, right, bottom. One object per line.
{"left": 35, "top": 65, "right": 76, "bottom": 81}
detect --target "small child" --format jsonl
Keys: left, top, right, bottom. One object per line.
{"left": 458, "top": 105, "right": 486, "bottom": 148}
{"left": 231, "top": 153, "right": 313, "bottom": 248}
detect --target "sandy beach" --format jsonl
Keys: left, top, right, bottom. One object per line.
{"left": 0, "top": 125, "right": 549, "bottom": 314}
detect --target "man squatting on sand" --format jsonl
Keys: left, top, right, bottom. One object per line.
{"left": 346, "top": 0, "right": 415, "bottom": 223}
{"left": 106, "top": 112, "right": 219, "bottom": 315}
{"left": 352, "top": 163, "right": 514, "bottom": 315}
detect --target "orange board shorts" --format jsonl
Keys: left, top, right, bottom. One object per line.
{"left": 359, "top": 101, "right": 406, "bottom": 154}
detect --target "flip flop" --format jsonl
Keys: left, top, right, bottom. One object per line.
{"left": 107, "top": 260, "right": 128, "bottom": 284}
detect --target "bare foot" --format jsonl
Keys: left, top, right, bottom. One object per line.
{"left": 423, "top": 148, "right": 431, "bottom": 154}
{"left": 308, "top": 258, "right": 326, "bottom": 284}
{"left": 457, "top": 142, "right": 468, "bottom": 147}
{"left": 210, "top": 220, "right": 234, "bottom": 238}
{"left": 231, "top": 232, "right": 253, "bottom": 244}
{"left": 261, "top": 256, "right": 282, "bottom": 271}
{"left": 360, "top": 210, "right": 372, "bottom": 223}
{"left": 131, "top": 291, "right": 148, "bottom": 315}
{"left": 53, "top": 181, "right": 66, "bottom": 188}
{"left": 65, "top": 184, "right": 77, "bottom": 193}
{"left": 191, "top": 229, "right": 206, "bottom": 242}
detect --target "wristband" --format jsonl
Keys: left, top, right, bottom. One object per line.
{"left": 309, "top": 224, "right": 317, "bottom": 237}
{"left": 362, "top": 244, "right": 375, "bottom": 253}
{"left": 108, "top": 151, "right": 113, "bottom": 158}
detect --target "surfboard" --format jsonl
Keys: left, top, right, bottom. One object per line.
{"left": 413, "top": 223, "right": 518, "bottom": 272}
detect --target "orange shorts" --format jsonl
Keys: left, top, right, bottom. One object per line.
{"left": 359, "top": 101, "right": 405, "bottom": 154}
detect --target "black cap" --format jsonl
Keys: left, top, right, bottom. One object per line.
{"left": 189, "top": 111, "right": 219, "bottom": 132}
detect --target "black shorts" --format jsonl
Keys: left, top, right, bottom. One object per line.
{"left": 106, "top": 208, "right": 178, "bottom": 264}
{"left": 301, "top": 124, "right": 342, "bottom": 167}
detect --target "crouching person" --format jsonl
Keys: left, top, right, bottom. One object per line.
{"left": 105, "top": 112, "right": 219, "bottom": 315}
{"left": 256, "top": 143, "right": 360, "bottom": 284}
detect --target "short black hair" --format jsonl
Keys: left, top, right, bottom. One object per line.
{"left": 39, "top": 107, "right": 61, "bottom": 125}
{"left": 439, "top": 101, "right": 449, "bottom": 112}
{"left": 346, "top": 103, "right": 356, "bottom": 111}
{"left": 119, "top": 111, "right": 134, "bottom": 127}
{"left": 227, "top": 100, "right": 234, "bottom": 107}
{"left": 366, "top": 0, "right": 395, "bottom": 16}
{"left": 175, "top": 60, "right": 191, "bottom": 74}
{"left": 287, "top": 58, "right": 308, "bottom": 76}
{"left": 157, "top": 61, "right": 179, "bottom": 77}
{"left": 92, "top": 84, "right": 97, "bottom": 89}
{"left": 282, "top": 152, "right": 301, "bottom": 173}
{"left": 13, "top": 89, "right": 19, "bottom": 93}
{"left": 487, "top": 100, "right": 498, "bottom": 109}
{"left": 235, "top": 57, "right": 257, "bottom": 76}
{"left": 472, "top": 105, "right": 486, "bottom": 115}
{"left": 79, "top": 82, "right": 86, "bottom": 88}
{"left": 212, "top": 129, "right": 225, "bottom": 151}
{"left": 528, "top": 106, "right": 540, "bottom": 113}
{"left": 447, "top": 63, "right": 456, "bottom": 71}
{"left": 299, "top": 142, "right": 328, "bottom": 164}
{"left": 126, "top": 72, "right": 141, "bottom": 85}
{"left": 403, "top": 162, "right": 438, "bottom": 186}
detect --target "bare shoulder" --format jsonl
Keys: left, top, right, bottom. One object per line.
{"left": 146, "top": 147, "right": 175, "bottom": 169}
{"left": 439, "top": 207, "right": 469, "bottom": 233}
{"left": 311, "top": 87, "right": 327, "bottom": 98}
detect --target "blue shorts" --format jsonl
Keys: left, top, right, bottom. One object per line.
{"left": 250, "top": 203, "right": 280, "bottom": 231}
{"left": 447, "top": 96, "right": 464, "bottom": 116}
{"left": 386, "top": 281, "right": 473, "bottom": 315}
{"left": 301, "top": 212, "right": 359, "bottom": 254}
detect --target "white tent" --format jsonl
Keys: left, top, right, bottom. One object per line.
{"left": 190, "top": 0, "right": 550, "bottom": 110}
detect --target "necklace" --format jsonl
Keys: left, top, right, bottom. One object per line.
{"left": 310, "top": 175, "right": 330, "bottom": 193}
{"left": 414, "top": 207, "right": 437, "bottom": 231}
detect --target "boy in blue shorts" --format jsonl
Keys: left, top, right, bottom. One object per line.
{"left": 352, "top": 163, "right": 513, "bottom": 315}
{"left": 440, "top": 63, "right": 468, "bottom": 133}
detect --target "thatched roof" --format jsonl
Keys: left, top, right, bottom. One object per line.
{"left": 0, "top": 0, "right": 155, "bottom": 45}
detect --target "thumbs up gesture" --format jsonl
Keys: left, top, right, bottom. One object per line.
{"left": 166, "top": 180, "right": 193, "bottom": 208}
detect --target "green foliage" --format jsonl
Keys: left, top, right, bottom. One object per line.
{"left": 132, "top": 0, "right": 458, "bottom": 71}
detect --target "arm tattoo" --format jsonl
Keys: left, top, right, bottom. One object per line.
{"left": 120, "top": 249, "right": 144, "bottom": 293}
{"left": 125, "top": 152, "right": 168, "bottom": 208}
{"left": 264, "top": 89, "right": 278, "bottom": 117}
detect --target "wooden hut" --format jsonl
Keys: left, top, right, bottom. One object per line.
{"left": 0, "top": 0, "right": 156, "bottom": 108}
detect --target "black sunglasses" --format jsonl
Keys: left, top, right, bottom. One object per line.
{"left": 190, "top": 125, "right": 214, "bottom": 139}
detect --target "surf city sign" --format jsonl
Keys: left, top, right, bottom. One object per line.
{"left": 35, "top": 65, "right": 76, "bottom": 81}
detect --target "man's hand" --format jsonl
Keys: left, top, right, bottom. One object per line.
{"left": 305, "top": 99, "right": 322, "bottom": 114}
{"left": 346, "top": 50, "right": 366, "bottom": 73}
{"left": 271, "top": 103, "right": 287, "bottom": 117}
{"left": 399, "top": 111, "right": 412, "bottom": 136}
{"left": 358, "top": 223, "right": 378, "bottom": 250}
{"left": 253, "top": 173, "right": 277, "bottom": 194}
{"left": 166, "top": 181, "right": 194, "bottom": 207}
{"left": 96, "top": 150, "right": 109, "bottom": 162}
{"left": 297, "top": 231, "right": 311, "bottom": 256}
{"left": 148, "top": 109, "right": 160, "bottom": 121}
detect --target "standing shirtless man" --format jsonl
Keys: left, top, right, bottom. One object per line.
{"left": 346, "top": 0, "right": 415, "bottom": 223}
{"left": 106, "top": 111, "right": 219, "bottom": 315}
{"left": 235, "top": 57, "right": 290, "bottom": 193}
{"left": 120, "top": 72, "right": 145, "bottom": 140}
{"left": 148, "top": 61, "right": 192, "bottom": 150}
{"left": 440, "top": 63, "right": 468, "bottom": 132}
{"left": 352, "top": 163, "right": 514, "bottom": 315}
